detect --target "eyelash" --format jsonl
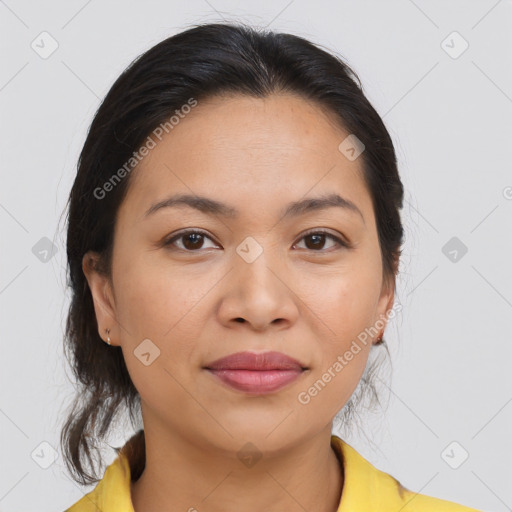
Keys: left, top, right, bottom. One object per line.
{"left": 163, "top": 228, "right": 349, "bottom": 252}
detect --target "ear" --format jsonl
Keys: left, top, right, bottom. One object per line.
{"left": 82, "top": 251, "right": 118, "bottom": 345}
{"left": 374, "top": 273, "right": 396, "bottom": 344}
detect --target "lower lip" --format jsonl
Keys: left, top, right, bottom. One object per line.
{"left": 206, "top": 369, "right": 303, "bottom": 394}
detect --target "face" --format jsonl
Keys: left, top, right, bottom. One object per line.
{"left": 84, "top": 93, "right": 395, "bottom": 454}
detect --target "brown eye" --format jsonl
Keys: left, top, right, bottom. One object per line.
{"left": 164, "top": 230, "right": 218, "bottom": 251}
{"left": 294, "top": 230, "right": 347, "bottom": 251}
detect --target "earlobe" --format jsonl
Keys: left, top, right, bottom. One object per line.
{"left": 82, "top": 251, "right": 117, "bottom": 343}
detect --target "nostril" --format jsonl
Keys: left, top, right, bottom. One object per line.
{"left": 235, "top": 318, "right": 245, "bottom": 323}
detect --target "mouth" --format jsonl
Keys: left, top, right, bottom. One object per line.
{"left": 203, "top": 351, "right": 308, "bottom": 395}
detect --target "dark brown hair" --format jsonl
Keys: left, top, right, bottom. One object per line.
{"left": 60, "top": 21, "right": 404, "bottom": 485}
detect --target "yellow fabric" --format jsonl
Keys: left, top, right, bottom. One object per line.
{"left": 65, "top": 433, "right": 481, "bottom": 511}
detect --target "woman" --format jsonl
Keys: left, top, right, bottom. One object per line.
{"left": 61, "top": 22, "right": 480, "bottom": 511}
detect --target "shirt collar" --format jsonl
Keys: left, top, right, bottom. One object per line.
{"left": 79, "top": 431, "right": 406, "bottom": 511}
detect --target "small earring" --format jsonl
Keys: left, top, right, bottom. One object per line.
{"left": 105, "top": 328, "right": 111, "bottom": 345}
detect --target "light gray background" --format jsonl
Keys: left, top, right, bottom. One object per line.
{"left": 1, "top": 1, "right": 511, "bottom": 511}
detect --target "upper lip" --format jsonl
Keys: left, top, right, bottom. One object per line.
{"left": 204, "top": 351, "right": 307, "bottom": 371}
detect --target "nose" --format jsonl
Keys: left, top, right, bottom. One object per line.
{"left": 216, "top": 247, "right": 299, "bottom": 332}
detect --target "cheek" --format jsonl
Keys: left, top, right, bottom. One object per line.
{"left": 305, "top": 261, "right": 382, "bottom": 342}
{"left": 296, "top": 334, "right": 371, "bottom": 424}
{"left": 114, "top": 252, "right": 209, "bottom": 338}
{"left": 302, "top": 303, "right": 374, "bottom": 420}
{"left": 303, "top": 254, "right": 381, "bottom": 399}
{"left": 113, "top": 257, "right": 207, "bottom": 401}
{"left": 113, "top": 253, "right": 220, "bottom": 391}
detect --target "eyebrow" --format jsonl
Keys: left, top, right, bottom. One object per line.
{"left": 143, "top": 193, "right": 364, "bottom": 223}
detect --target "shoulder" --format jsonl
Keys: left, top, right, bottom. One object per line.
{"left": 65, "top": 431, "right": 143, "bottom": 511}
{"left": 331, "top": 435, "right": 481, "bottom": 511}
{"left": 378, "top": 471, "right": 480, "bottom": 511}
{"left": 64, "top": 449, "right": 134, "bottom": 511}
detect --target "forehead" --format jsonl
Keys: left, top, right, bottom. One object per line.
{"left": 120, "top": 93, "right": 372, "bottom": 224}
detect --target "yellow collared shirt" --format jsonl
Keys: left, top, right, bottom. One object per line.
{"left": 65, "top": 433, "right": 481, "bottom": 511}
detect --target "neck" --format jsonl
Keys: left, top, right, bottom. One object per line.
{"left": 130, "top": 423, "right": 344, "bottom": 512}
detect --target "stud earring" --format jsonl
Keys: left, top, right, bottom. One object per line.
{"left": 105, "top": 328, "right": 111, "bottom": 345}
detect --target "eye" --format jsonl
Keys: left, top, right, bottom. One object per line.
{"left": 293, "top": 229, "right": 348, "bottom": 252}
{"left": 163, "top": 228, "right": 348, "bottom": 253}
{"left": 163, "top": 229, "right": 219, "bottom": 251}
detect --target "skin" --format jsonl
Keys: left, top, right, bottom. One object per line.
{"left": 83, "top": 92, "right": 396, "bottom": 512}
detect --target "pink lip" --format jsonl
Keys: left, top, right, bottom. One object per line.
{"left": 204, "top": 351, "right": 307, "bottom": 395}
